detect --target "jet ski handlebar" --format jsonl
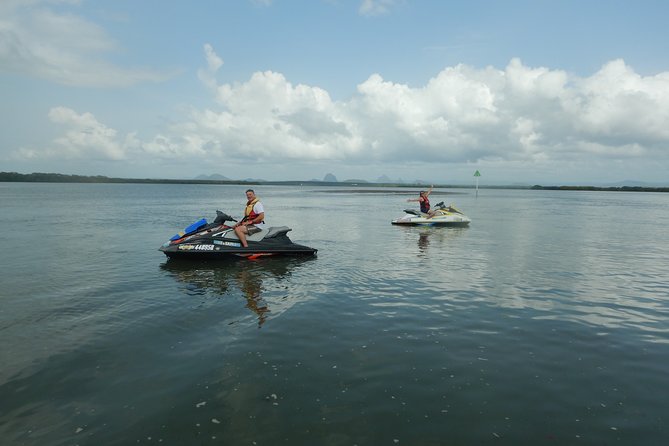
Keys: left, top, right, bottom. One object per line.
{"left": 214, "top": 210, "right": 237, "bottom": 225}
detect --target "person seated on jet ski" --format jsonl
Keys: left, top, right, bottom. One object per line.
{"left": 406, "top": 185, "right": 437, "bottom": 218}
{"left": 233, "top": 189, "right": 265, "bottom": 247}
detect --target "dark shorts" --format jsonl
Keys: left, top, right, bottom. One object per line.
{"left": 247, "top": 225, "right": 261, "bottom": 235}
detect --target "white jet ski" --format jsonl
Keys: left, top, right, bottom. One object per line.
{"left": 391, "top": 202, "right": 471, "bottom": 227}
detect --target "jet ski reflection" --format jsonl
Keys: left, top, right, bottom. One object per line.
{"left": 160, "top": 257, "right": 315, "bottom": 327}
{"left": 397, "top": 226, "right": 468, "bottom": 257}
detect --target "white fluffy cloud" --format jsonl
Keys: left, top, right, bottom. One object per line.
{"left": 0, "top": 1, "right": 167, "bottom": 87}
{"left": 576, "top": 60, "right": 669, "bottom": 145}
{"left": 16, "top": 106, "right": 134, "bottom": 160}
{"left": 19, "top": 44, "right": 669, "bottom": 181}
{"left": 153, "top": 47, "right": 669, "bottom": 169}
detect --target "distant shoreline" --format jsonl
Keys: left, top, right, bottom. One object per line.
{"left": 1, "top": 171, "right": 667, "bottom": 192}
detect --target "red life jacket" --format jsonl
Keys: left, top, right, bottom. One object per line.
{"left": 244, "top": 197, "right": 264, "bottom": 223}
{"left": 420, "top": 196, "right": 430, "bottom": 213}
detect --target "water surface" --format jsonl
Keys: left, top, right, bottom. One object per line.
{"left": 1, "top": 183, "right": 668, "bottom": 445}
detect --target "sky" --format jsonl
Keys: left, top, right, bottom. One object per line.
{"left": 2, "top": 0, "right": 669, "bottom": 185}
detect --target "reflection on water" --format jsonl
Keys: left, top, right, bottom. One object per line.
{"left": 236, "top": 266, "right": 268, "bottom": 326}
{"left": 395, "top": 226, "right": 469, "bottom": 257}
{"left": 160, "top": 257, "right": 315, "bottom": 327}
{"left": 418, "top": 230, "right": 430, "bottom": 252}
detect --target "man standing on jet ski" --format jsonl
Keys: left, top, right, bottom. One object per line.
{"left": 406, "top": 185, "right": 436, "bottom": 218}
{"left": 233, "top": 189, "right": 265, "bottom": 247}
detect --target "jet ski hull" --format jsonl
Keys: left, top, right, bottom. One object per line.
{"left": 391, "top": 216, "right": 470, "bottom": 227}
{"left": 160, "top": 242, "right": 317, "bottom": 259}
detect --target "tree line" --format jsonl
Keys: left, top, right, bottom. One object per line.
{"left": 1, "top": 171, "right": 667, "bottom": 191}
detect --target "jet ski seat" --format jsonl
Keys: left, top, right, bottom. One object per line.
{"left": 265, "top": 226, "right": 292, "bottom": 238}
{"left": 224, "top": 226, "right": 292, "bottom": 242}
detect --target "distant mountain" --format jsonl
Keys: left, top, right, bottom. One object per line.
{"left": 376, "top": 175, "right": 407, "bottom": 184}
{"left": 323, "top": 173, "right": 338, "bottom": 182}
{"left": 195, "top": 173, "right": 230, "bottom": 181}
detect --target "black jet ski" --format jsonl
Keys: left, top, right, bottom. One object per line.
{"left": 159, "top": 211, "right": 317, "bottom": 259}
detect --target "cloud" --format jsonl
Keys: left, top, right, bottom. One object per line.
{"left": 169, "top": 54, "right": 661, "bottom": 169}
{"left": 359, "top": 0, "right": 397, "bottom": 16}
{"left": 197, "top": 43, "right": 224, "bottom": 90}
{"left": 196, "top": 69, "right": 362, "bottom": 161}
{"left": 14, "top": 46, "right": 669, "bottom": 180}
{"left": 15, "top": 107, "right": 134, "bottom": 160}
{"left": 0, "top": 1, "right": 168, "bottom": 87}
{"left": 576, "top": 59, "right": 669, "bottom": 146}
{"left": 194, "top": 53, "right": 669, "bottom": 167}
{"left": 203, "top": 43, "right": 224, "bottom": 72}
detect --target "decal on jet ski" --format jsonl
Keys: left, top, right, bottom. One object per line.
{"left": 213, "top": 240, "right": 241, "bottom": 247}
{"left": 177, "top": 244, "right": 215, "bottom": 251}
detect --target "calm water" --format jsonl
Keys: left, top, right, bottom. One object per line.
{"left": 1, "top": 183, "right": 668, "bottom": 445}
